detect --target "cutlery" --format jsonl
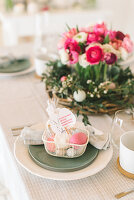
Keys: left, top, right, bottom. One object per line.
{"left": 115, "top": 188, "right": 134, "bottom": 199}
{"left": 11, "top": 123, "right": 34, "bottom": 136}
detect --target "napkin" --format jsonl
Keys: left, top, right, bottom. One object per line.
{"left": 21, "top": 118, "right": 111, "bottom": 150}
{"left": 21, "top": 123, "right": 45, "bottom": 145}
{"left": 75, "top": 121, "right": 111, "bottom": 150}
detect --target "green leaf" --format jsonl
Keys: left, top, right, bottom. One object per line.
{"left": 104, "top": 35, "right": 110, "bottom": 44}
{"left": 111, "top": 66, "right": 120, "bottom": 76}
{"left": 76, "top": 110, "right": 80, "bottom": 117}
{"left": 76, "top": 25, "right": 79, "bottom": 33}
{"left": 82, "top": 114, "right": 91, "bottom": 126}
{"left": 66, "top": 23, "right": 71, "bottom": 31}
{"left": 78, "top": 42, "right": 85, "bottom": 54}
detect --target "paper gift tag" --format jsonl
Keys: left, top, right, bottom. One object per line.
{"left": 49, "top": 108, "right": 76, "bottom": 134}
{"left": 49, "top": 118, "right": 65, "bottom": 135}
{"left": 58, "top": 108, "right": 76, "bottom": 129}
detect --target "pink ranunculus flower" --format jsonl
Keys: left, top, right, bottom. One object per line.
{"left": 105, "top": 30, "right": 116, "bottom": 41}
{"left": 104, "top": 52, "right": 117, "bottom": 64}
{"left": 86, "top": 46, "right": 104, "bottom": 65}
{"left": 60, "top": 76, "right": 67, "bottom": 82}
{"left": 93, "top": 22, "right": 107, "bottom": 36}
{"left": 98, "top": 35, "right": 104, "bottom": 43}
{"left": 122, "top": 37, "right": 134, "bottom": 53}
{"left": 69, "top": 51, "right": 79, "bottom": 64}
{"left": 79, "top": 26, "right": 93, "bottom": 33}
{"left": 110, "top": 39, "right": 122, "bottom": 50}
{"left": 63, "top": 28, "right": 77, "bottom": 39}
{"left": 58, "top": 38, "right": 66, "bottom": 49}
{"left": 64, "top": 38, "right": 81, "bottom": 53}
{"left": 87, "top": 32, "right": 99, "bottom": 44}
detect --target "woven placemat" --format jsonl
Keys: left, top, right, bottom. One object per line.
{"left": 117, "top": 157, "right": 134, "bottom": 179}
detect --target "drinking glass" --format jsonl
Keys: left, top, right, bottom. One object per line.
{"left": 111, "top": 109, "right": 134, "bottom": 149}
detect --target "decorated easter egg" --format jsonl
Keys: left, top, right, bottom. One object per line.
{"left": 46, "top": 137, "right": 56, "bottom": 152}
{"left": 69, "top": 132, "right": 88, "bottom": 147}
{"left": 54, "top": 133, "right": 70, "bottom": 149}
{"left": 73, "top": 90, "right": 86, "bottom": 102}
{"left": 56, "top": 148, "right": 66, "bottom": 157}
{"left": 66, "top": 148, "right": 76, "bottom": 158}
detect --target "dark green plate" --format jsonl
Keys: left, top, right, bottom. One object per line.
{"left": 0, "top": 58, "right": 30, "bottom": 73}
{"left": 28, "top": 144, "right": 99, "bottom": 172}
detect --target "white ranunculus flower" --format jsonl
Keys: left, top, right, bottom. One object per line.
{"left": 119, "top": 47, "right": 129, "bottom": 61}
{"left": 102, "top": 44, "right": 121, "bottom": 59}
{"left": 59, "top": 49, "right": 69, "bottom": 64}
{"left": 79, "top": 54, "right": 89, "bottom": 68}
{"left": 73, "top": 32, "right": 88, "bottom": 43}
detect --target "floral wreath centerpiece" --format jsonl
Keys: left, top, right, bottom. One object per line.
{"left": 42, "top": 22, "right": 134, "bottom": 125}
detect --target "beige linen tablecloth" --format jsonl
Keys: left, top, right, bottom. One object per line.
{"left": 0, "top": 45, "right": 133, "bottom": 200}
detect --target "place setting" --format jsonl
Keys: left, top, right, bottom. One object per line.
{"left": 0, "top": 53, "right": 34, "bottom": 78}
{"left": 13, "top": 22, "right": 134, "bottom": 190}
{"left": 13, "top": 99, "right": 113, "bottom": 181}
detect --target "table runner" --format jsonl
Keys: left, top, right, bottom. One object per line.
{"left": 0, "top": 45, "right": 134, "bottom": 200}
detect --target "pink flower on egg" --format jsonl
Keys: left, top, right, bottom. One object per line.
{"left": 64, "top": 38, "right": 81, "bottom": 53}
{"left": 86, "top": 46, "right": 104, "bottom": 65}
{"left": 122, "top": 37, "right": 134, "bottom": 53}
{"left": 93, "top": 22, "right": 107, "bottom": 36}
{"left": 60, "top": 76, "right": 67, "bottom": 82}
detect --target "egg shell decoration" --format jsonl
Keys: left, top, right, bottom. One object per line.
{"left": 66, "top": 148, "right": 77, "bottom": 157}
{"left": 56, "top": 148, "right": 66, "bottom": 157}
{"left": 69, "top": 132, "right": 88, "bottom": 149}
{"left": 73, "top": 90, "right": 86, "bottom": 102}
{"left": 46, "top": 137, "right": 56, "bottom": 152}
{"left": 54, "top": 133, "right": 70, "bottom": 149}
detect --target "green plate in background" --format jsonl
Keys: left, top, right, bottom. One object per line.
{"left": 28, "top": 144, "right": 99, "bottom": 172}
{"left": 0, "top": 58, "right": 30, "bottom": 73}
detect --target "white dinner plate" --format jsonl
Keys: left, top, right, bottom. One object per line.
{"left": 14, "top": 137, "right": 113, "bottom": 181}
{"left": 0, "top": 65, "right": 35, "bottom": 78}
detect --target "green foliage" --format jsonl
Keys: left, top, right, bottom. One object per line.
{"left": 42, "top": 59, "right": 134, "bottom": 125}
{"left": 66, "top": 24, "right": 71, "bottom": 31}
{"left": 79, "top": 42, "right": 85, "bottom": 54}
{"left": 103, "top": 35, "right": 110, "bottom": 44}
{"left": 76, "top": 25, "right": 79, "bottom": 33}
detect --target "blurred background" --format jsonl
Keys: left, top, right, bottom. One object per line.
{"left": 0, "top": 0, "right": 134, "bottom": 48}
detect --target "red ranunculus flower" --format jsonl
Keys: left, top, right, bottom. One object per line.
{"left": 86, "top": 46, "right": 104, "bottom": 65}
{"left": 104, "top": 52, "right": 117, "bottom": 64}
{"left": 87, "top": 32, "right": 99, "bottom": 44}
{"left": 64, "top": 38, "right": 81, "bottom": 53}
{"left": 116, "top": 31, "right": 125, "bottom": 41}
